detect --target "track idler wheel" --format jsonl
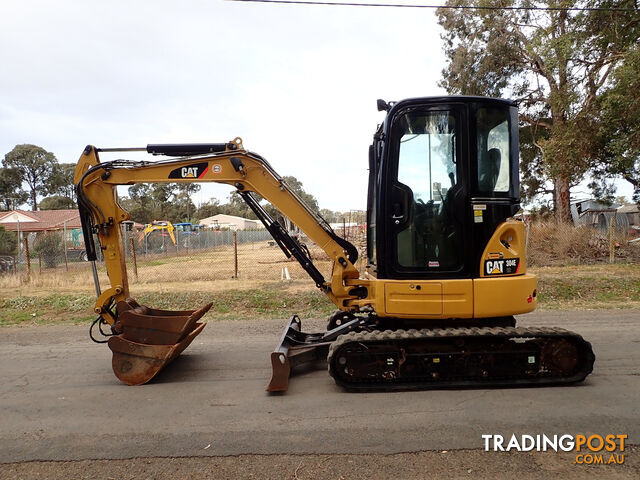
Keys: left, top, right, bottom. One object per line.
{"left": 541, "top": 338, "right": 579, "bottom": 375}
{"left": 107, "top": 298, "right": 212, "bottom": 385}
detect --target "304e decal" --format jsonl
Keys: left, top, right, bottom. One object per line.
{"left": 168, "top": 162, "right": 209, "bottom": 179}
{"left": 484, "top": 258, "right": 520, "bottom": 275}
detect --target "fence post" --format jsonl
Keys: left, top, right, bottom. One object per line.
{"left": 63, "top": 221, "right": 69, "bottom": 272}
{"left": 23, "top": 235, "right": 31, "bottom": 281}
{"left": 233, "top": 230, "right": 238, "bottom": 279}
{"left": 609, "top": 215, "right": 616, "bottom": 264}
{"left": 130, "top": 236, "right": 138, "bottom": 282}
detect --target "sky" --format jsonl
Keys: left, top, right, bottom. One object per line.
{"left": 0, "top": 0, "right": 447, "bottom": 212}
{"left": 1, "top": 1, "right": 633, "bottom": 212}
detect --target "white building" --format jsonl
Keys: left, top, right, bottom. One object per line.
{"left": 198, "top": 214, "right": 263, "bottom": 231}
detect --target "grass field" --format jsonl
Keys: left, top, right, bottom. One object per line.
{"left": 1, "top": 258, "right": 639, "bottom": 326}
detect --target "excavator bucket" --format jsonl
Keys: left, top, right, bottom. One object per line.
{"left": 107, "top": 299, "right": 212, "bottom": 385}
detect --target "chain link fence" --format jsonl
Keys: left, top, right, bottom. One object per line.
{"left": 0, "top": 225, "right": 368, "bottom": 289}
{"left": 1, "top": 221, "right": 637, "bottom": 290}
{"left": 525, "top": 220, "right": 640, "bottom": 266}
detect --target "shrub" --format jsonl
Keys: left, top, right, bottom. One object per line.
{"left": 0, "top": 226, "right": 18, "bottom": 255}
{"left": 527, "top": 221, "right": 640, "bottom": 266}
{"left": 33, "top": 232, "right": 64, "bottom": 268}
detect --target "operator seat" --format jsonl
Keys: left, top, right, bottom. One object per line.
{"left": 479, "top": 148, "right": 501, "bottom": 192}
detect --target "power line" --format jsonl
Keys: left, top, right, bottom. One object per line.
{"left": 226, "top": 0, "right": 639, "bottom": 12}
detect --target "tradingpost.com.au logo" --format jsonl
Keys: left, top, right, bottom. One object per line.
{"left": 482, "top": 434, "right": 628, "bottom": 465}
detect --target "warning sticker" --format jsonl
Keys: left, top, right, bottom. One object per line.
{"left": 484, "top": 258, "right": 520, "bottom": 275}
{"left": 474, "top": 210, "right": 483, "bottom": 223}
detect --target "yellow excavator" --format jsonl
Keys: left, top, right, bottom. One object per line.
{"left": 138, "top": 221, "right": 177, "bottom": 247}
{"left": 74, "top": 96, "right": 595, "bottom": 390}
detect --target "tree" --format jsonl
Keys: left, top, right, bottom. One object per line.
{"left": 40, "top": 195, "right": 76, "bottom": 210}
{"left": 3, "top": 145, "right": 58, "bottom": 211}
{"left": 48, "top": 163, "right": 77, "bottom": 204}
{"left": 319, "top": 208, "right": 340, "bottom": 223}
{"left": 124, "top": 183, "right": 201, "bottom": 224}
{"left": 0, "top": 167, "right": 28, "bottom": 210}
{"left": 437, "top": 1, "right": 640, "bottom": 221}
{"left": 174, "top": 183, "right": 201, "bottom": 221}
{"left": 125, "top": 184, "right": 155, "bottom": 224}
{"left": 0, "top": 226, "right": 18, "bottom": 255}
{"left": 195, "top": 198, "right": 223, "bottom": 220}
{"left": 282, "top": 176, "right": 319, "bottom": 212}
{"left": 591, "top": 44, "right": 640, "bottom": 202}
{"left": 123, "top": 175, "right": 320, "bottom": 225}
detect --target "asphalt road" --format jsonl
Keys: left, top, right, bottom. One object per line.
{"left": 0, "top": 310, "right": 638, "bottom": 462}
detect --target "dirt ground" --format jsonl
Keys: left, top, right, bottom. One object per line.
{"left": 2, "top": 448, "right": 638, "bottom": 480}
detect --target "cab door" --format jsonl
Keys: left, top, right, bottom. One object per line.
{"left": 381, "top": 103, "right": 470, "bottom": 280}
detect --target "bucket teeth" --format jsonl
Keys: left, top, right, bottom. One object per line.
{"left": 107, "top": 299, "right": 211, "bottom": 385}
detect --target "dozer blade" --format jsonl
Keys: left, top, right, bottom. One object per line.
{"left": 266, "top": 315, "right": 334, "bottom": 392}
{"left": 107, "top": 299, "right": 212, "bottom": 385}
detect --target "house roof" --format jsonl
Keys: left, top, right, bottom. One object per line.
{"left": 0, "top": 209, "right": 82, "bottom": 232}
{"left": 199, "top": 214, "right": 259, "bottom": 224}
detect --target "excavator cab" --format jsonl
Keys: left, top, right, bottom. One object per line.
{"left": 368, "top": 97, "right": 520, "bottom": 281}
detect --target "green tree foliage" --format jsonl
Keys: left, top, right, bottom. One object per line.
{"left": 124, "top": 184, "right": 155, "bottom": 224}
{"left": 250, "top": 176, "right": 320, "bottom": 225}
{"left": 0, "top": 226, "right": 18, "bottom": 255}
{"left": 40, "top": 195, "right": 76, "bottom": 210}
{"left": 3, "top": 145, "right": 58, "bottom": 211}
{"left": 437, "top": 1, "right": 640, "bottom": 221}
{"left": 122, "top": 175, "right": 321, "bottom": 227}
{"left": 0, "top": 167, "right": 28, "bottom": 210}
{"left": 281, "top": 176, "right": 319, "bottom": 212}
{"left": 173, "top": 183, "right": 201, "bottom": 221}
{"left": 124, "top": 183, "right": 202, "bottom": 224}
{"left": 319, "top": 208, "right": 340, "bottom": 223}
{"left": 225, "top": 191, "right": 259, "bottom": 219}
{"left": 48, "top": 163, "right": 77, "bottom": 204}
{"left": 591, "top": 44, "right": 640, "bottom": 202}
{"left": 33, "top": 232, "right": 64, "bottom": 268}
{"left": 194, "top": 198, "right": 222, "bottom": 221}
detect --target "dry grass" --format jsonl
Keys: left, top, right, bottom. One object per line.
{"left": 531, "top": 263, "right": 640, "bottom": 310}
{"left": 527, "top": 222, "right": 640, "bottom": 266}
{"left": 0, "top": 242, "right": 334, "bottom": 297}
{"left": 2, "top": 234, "right": 640, "bottom": 326}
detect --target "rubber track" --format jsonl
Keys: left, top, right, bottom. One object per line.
{"left": 327, "top": 326, "right": 595, "bottom": 391}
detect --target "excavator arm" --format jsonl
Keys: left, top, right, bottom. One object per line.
{"left": 74, "top": 138, "right": 370, "bottom": 387}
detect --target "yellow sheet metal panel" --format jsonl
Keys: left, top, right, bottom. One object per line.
{"left": 479, "top": 220, "right": 527, "bottom": 278}
{"left": 442, "top": 280, "right": 474, "bottom": 317}
{"left": 384, "top": 282, "right": 443, "bottom": 316}
{"left": 473, "top": 273, "right": 537, "bottom": 317}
